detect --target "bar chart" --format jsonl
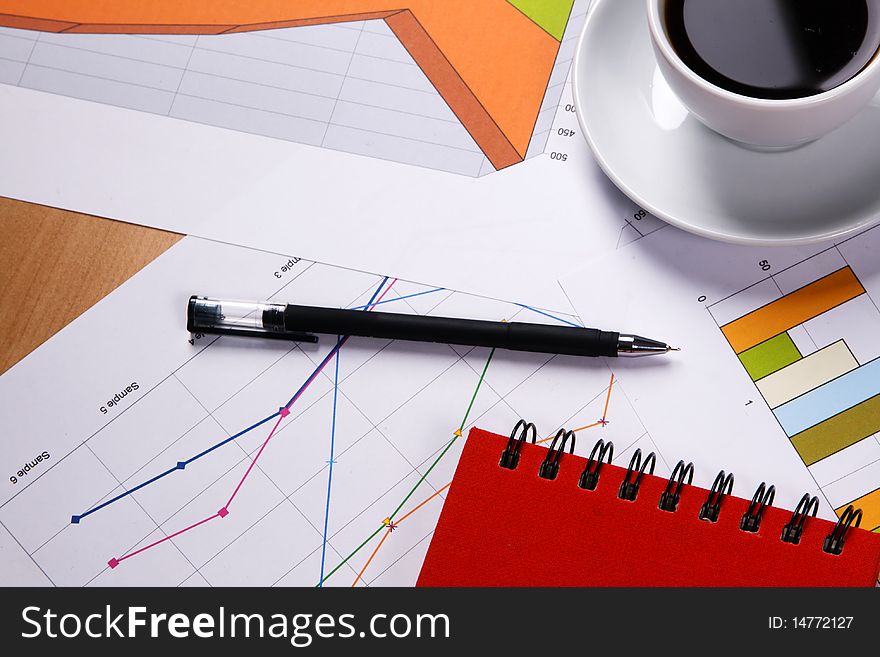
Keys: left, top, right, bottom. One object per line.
{"left": 716, "top": 259, "right": 880, "bottom": 533}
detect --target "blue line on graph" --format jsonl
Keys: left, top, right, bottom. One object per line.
{"left": 283, "top": 276, "right": 389, "bottom": 408}
{"left": 72, "top": 277, "right": 391, "bottom": 525}
{"left": 284, "top": 338, "right": 347, "bottom": 410}
{"left": 516, "top": 303, "right": 583, "bottom": 328}
{"left": 349, "top": 287, "right": 444, "bottom": 310}
{"left": 71, "top": 466, "right": 177, "bottom": 524}
{"left": 318, "top": 337, "right": 342, "bottom": 586}
{"left": 185, "top": 413, "right": 279, "bottom": 464}
{"left": 72, "top": 412, "right": 281, "bottom": 523}
{"left": 362, "top": 276, "right": 390, "bottom": 312}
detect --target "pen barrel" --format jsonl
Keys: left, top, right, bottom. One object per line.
{"left": 283, "top": 305, "right": 619, "bottom": 357}
{"left": 506, "top": 323, "right": 619, "bottom": 357}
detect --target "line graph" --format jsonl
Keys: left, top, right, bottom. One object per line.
{"left": 70, "top": 412, "right": 281, "bottom": 525}
{"left": 317, "top": 345, "right": 497, "bottom": 586}
{"left": 344, "top": 371, "right": 617, "bottom": 586}
{"left": 72, "top": 277, "right": 400, "bottom": 530}
{"left": 105, "top": 276, "right": 394, "bottom": 568}
{"left": 0, "top": 0, "right": 586, "bottom": 175}
{"left": 0, "top": 237, "right": 662, "bottom": 587}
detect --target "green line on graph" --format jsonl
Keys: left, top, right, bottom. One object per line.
{"left": 316, "top": 347, "right": 496, "bottom": 586}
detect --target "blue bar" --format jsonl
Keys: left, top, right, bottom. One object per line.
{"left": 774, "top": 357, "right": 880, "bottom": 435}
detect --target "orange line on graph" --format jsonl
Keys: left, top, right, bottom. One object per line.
{"left": 397, "top": 482, "right": 450, "bottom": 524}
{"left": 350, "top": 372, "right": 616, "bottom": 584}
{"left": 0, "top": 0, "right": 566, "bottom": 169}
{"left": 352, "top": 526, "right": 393, "bottom": 587}
{"left": 601, "top": 373, "right": 615, "bottom": 421}
{"left": 538, "top": 372, "right": 615, "bottom": 442}
{"left": 350, "top": 483, "right": 450, "bottom": 586}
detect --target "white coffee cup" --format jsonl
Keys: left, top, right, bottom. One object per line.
{"left": 646, "top": 0, "right": 880, "bottom": 149}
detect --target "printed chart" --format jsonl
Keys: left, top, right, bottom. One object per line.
{"left": 0, "top": 236, "right": 663, "bottom": 587}
{"left": 0, "top": 0, "right": 585, "bottom": 176}
{"left": 713, "top": 260, "right": 880, "bottom": 532}
{"left": 560, "top": 222, "right": 880, "bottom": 537}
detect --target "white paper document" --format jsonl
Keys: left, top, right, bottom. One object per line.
{"left": 560, "top": 225, "right": 880, "bottom": 535}
{"left": 0, "top": 0, "right": 664, "bottom": 310}
{"left": 1, "top": 235, "right": 669, "bottom": 587}
{"left": 7, "top": 226, "right": 874, "bottom": 587}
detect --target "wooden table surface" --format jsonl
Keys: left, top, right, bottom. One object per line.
{"left": 0, "top": 197, "right": 181, "bottom": 374}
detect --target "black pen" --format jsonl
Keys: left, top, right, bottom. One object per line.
{"left": 186, "top": 296, "right": 679, "bottom": 357}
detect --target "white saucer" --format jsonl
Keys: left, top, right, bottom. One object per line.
{"left": 573, "top": 0, "right": 880, "bottom": 245}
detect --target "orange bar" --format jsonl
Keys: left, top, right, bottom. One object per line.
{"left": 0, "top": 0, "right": 565, "bottom": 169}
{"left": 386, "top": 10, "right": 522, "bottom": 168}
{"left": 838, "top": 488, "right": 880, "bottom": 532}
{"left": 721, "top": 268, "right": 865, "bottom": 354}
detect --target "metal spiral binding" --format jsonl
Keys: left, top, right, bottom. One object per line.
{"left": 497, "top": 421, "right": 866, "bottom": 555}
{"left": 781, "top": 494, "right": 819, "bottom": 544}
{"left": 658, "top": 460, "right": 694, "bottom": 512}
{"left": 618, "top": 449, "right": 656, "bottom": 501}
{"left": 578, "top": 439, "right": 614, "bottom": 490}
{"left": 699, "top": 471, "right": 734, "bottom": 522}
{"left": 498, "top": 419, "right": 536, "bottom": 470}
{"left": 538, "top": 430, "right": 576, "bottom": 480}
{"left": 740, "top": 483, "right": 775, "bottom": 533}
{"left": 823, "top": 505, "right": 862, "bottom": 555}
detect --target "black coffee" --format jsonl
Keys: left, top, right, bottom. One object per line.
{"left": 664, "top": 0, "right": 880, "bottom": 99}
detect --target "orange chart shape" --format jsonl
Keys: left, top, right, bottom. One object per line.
{"left": 0, "top": 0, "right": 569, "bottom": 170}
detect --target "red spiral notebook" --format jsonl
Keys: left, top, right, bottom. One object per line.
{"left": 417, "top": 426, "right": 880, "bottom": 587}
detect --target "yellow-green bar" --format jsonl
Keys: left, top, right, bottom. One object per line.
{"left": 507, "top": 0, "right": 574, "bottom": 40}
{"left": 738, "top": 333, "right": 801, "bottom": 381}
{"left": 791, "top": 394, "right": 880, "bottom": 466}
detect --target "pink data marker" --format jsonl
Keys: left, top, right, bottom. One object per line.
{"left": 279, "top": 407, "right": 291, "bottom": 418}
{"left": 108, "top": 558, "right": 120, "bottom": 569}
{"left": 218, "top": 507, "right": 229, "bottom": 518}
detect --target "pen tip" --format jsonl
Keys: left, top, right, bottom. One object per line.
{"left": 668, "top": 346, "right": 681, "bottom": 352}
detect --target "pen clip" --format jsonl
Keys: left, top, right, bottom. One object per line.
{"left": 287, "top": 332, "right": 319, "bottom": 343}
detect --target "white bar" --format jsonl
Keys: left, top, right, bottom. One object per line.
{"left": 756, "top": 340, "right": 858, "bottom": 408}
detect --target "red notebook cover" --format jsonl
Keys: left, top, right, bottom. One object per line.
{"left": 417, "top": 427, "right": 880, "bottom": 586}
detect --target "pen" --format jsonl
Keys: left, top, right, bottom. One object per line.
{"left": 186, "top": 296, "right": 679, "bottom": 358}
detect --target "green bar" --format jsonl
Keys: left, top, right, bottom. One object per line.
{"left": 507, "top": 0, "right": 575, "bottom": 41}
{"left": 738, "top": 333, "right": 801, "bottom": 381}
{"left": 790, "top": 394, "right": 880, "bottom": 466}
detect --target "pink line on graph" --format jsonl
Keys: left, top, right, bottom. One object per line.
{"left": 106, "top": 277, "right": 398, "bottom": 568}
{"left": 369, "top": 278, "right": 398, "bottom": 308}
{"left": 281, "top": 278, "right": 398, "bottom": 411}
{"left": 109, "top": 512, "right": 222, "bottom": 568}
{"left": 225, "top": 278, "right": 396, "bottom": 508}
{"left": 224, "top": 414, "right": 284, "bottom": 508}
